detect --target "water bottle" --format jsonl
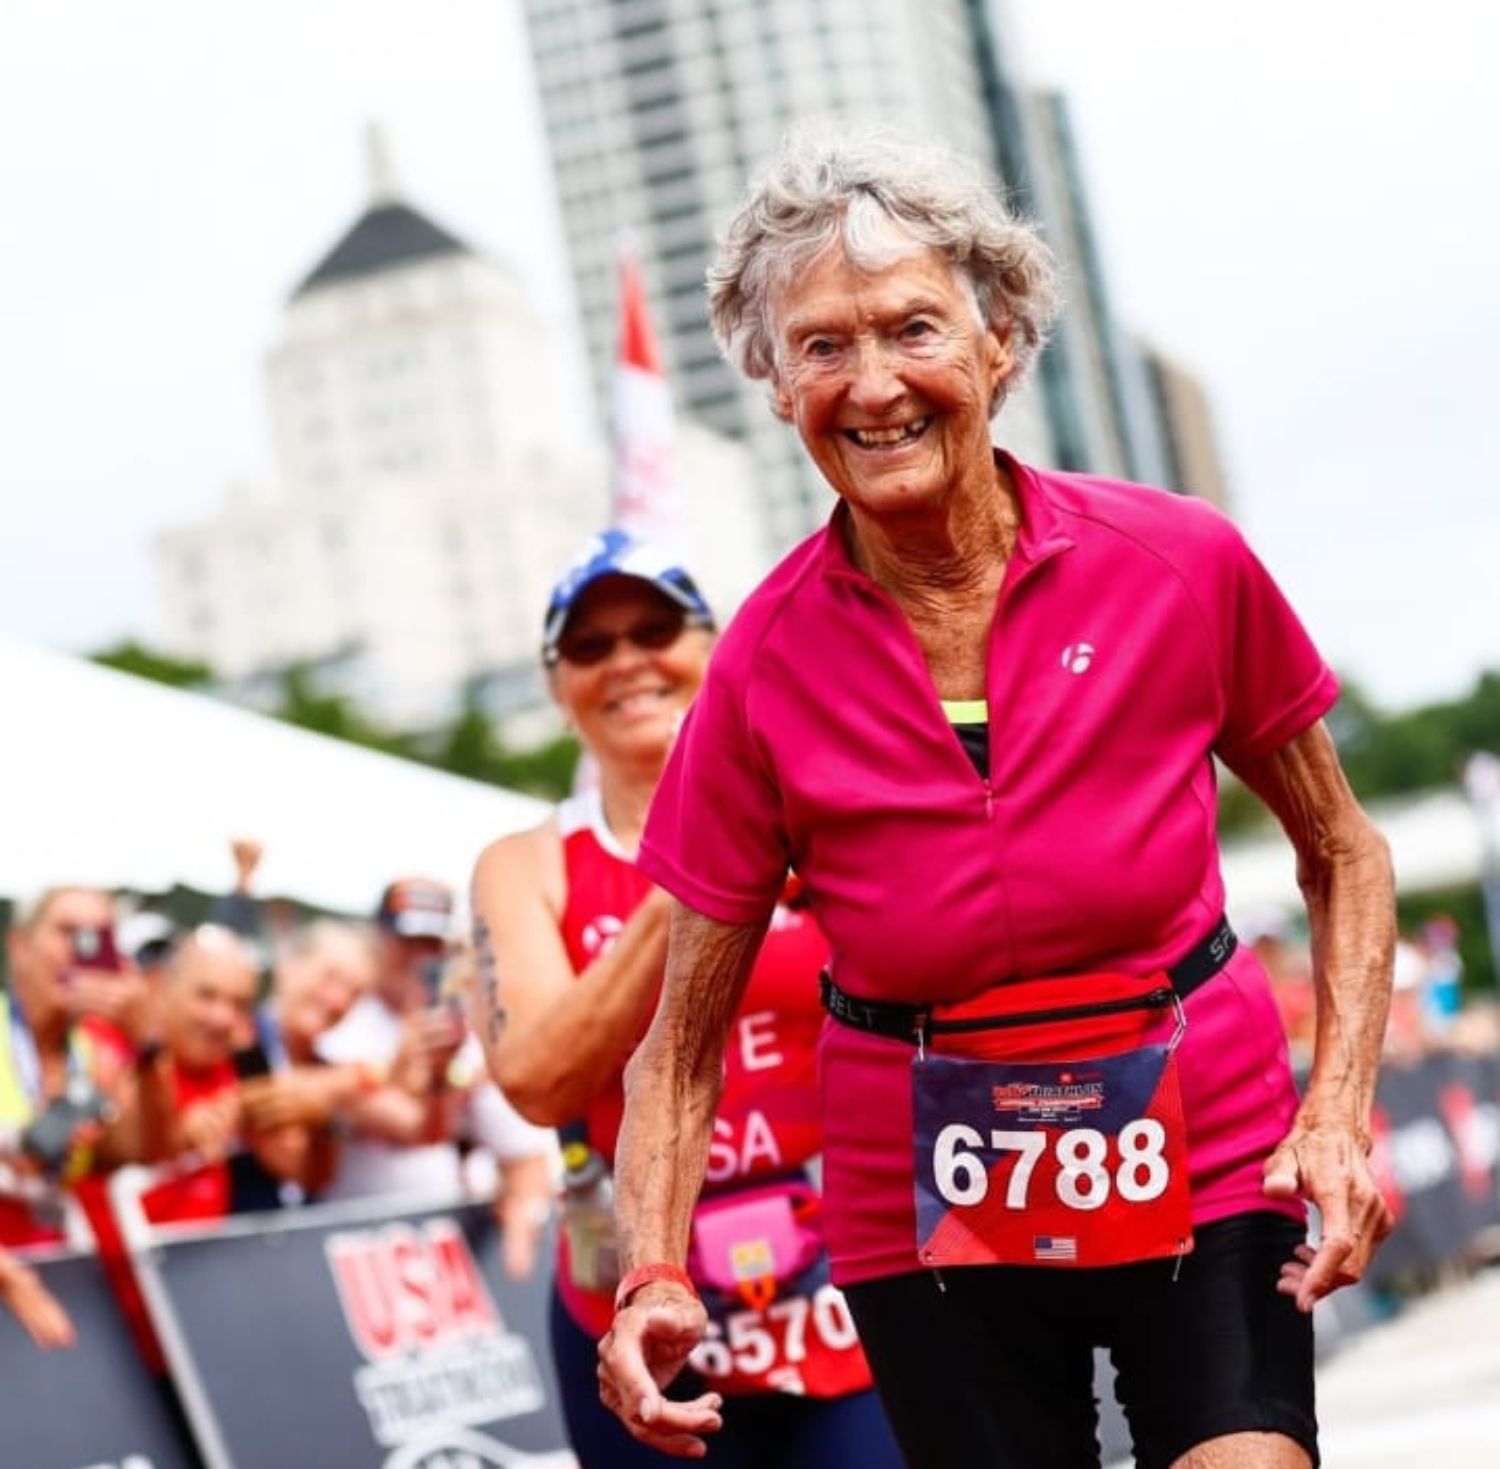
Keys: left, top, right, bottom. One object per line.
{"left": 561, "top": 1141, "right": 620, "bottom": 1293}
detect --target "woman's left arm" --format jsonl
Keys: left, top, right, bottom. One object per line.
{"left": 1226, "top": 718, "right": 1396, "bottom": 1309}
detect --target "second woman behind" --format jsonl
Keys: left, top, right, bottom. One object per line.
{"left": 470, "top": 530, "right": 901, "bottom": 1468}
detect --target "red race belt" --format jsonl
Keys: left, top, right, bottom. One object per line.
{"left": 824, "top": 921, "right": 1236, "bottom": 1271}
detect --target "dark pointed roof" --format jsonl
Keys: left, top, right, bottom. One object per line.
{"left": 292, "top": 201, "right": 472, "bottom": 299}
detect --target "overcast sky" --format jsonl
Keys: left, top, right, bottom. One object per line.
{"left": 1, "top": 0, "right": 1495, "bottom": 713}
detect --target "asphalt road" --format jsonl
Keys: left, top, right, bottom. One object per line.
{"left": 1316, "top": 1269, "right": 1500, "bottom": 1467}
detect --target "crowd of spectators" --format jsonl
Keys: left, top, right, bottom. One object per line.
{"left": 0, "top": 841, "right": 557, "bottom": 1354}
{"left": 4, "top": 848, "right": 1495, "bottom": 1362}
{"left": 1250, "top": 908, "right": 1497, "bottom": 1067}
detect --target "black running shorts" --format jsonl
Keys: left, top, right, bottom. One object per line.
{"left": 843, "top": 1211, "right": 1317, "bottom": 1469}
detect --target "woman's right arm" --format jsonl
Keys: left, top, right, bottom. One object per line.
{"left": 597, "top": 903, "right": 767, "bottom": 1455}
{"left": 470, "top": 825, "right": 675, "bottom": 1126}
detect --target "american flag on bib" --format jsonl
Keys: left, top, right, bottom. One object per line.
{"left": 1033, "top": 1236, "right": 1078, "bottom": 1262}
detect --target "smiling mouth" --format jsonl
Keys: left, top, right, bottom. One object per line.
{"left": 605, "top": 687, "right": 671, "bottom": 715}
{"left": 844, "top": 417, "right": 931, "bottom": 449}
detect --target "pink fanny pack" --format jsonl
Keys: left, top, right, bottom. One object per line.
{"left": 688, "top": 1178, "right": 822, "bottom": 1310}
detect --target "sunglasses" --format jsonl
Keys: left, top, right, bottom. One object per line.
{"left": 548, "top": 610, "right": 705, "bottom": 668}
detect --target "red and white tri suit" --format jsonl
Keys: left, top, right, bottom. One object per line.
{"left": 553, "top": 787, "right": 872, "bottom": 1398}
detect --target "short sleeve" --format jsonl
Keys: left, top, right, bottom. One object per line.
{"left": 638, "top": 653, "right": 790, "bottom": 925}
{"left": 1209, "top": 526, "right": 1339, "bottom": 763}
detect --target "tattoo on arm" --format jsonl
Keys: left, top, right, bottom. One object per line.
{"left": 473, "top": 917, "right": 507, "bottom": 1043}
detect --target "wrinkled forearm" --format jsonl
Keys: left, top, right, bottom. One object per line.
{"left": 615, "top": 1029, "right": 723, "bottom": 1271}
{"left": 614, "top": 905, "right": 767, "bottom": 1272}
{"left": 1231, "top": 721, "right": 1395, "bottom": 1139}
{"left": 1297, "top": 813, "right": 1394, "bottom": 1131}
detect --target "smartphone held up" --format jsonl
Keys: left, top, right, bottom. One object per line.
{"left": 69, "top": 924, "right": 122, "bottom": 974}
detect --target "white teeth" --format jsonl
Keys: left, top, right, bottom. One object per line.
{"left": 850, "top": 418, "right": 929, "bottom": 447}
{"left": 611, "top": 690, "right": 666, "bottom": 713}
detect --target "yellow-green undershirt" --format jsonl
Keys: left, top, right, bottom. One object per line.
{"left": 940, "top": 699, "right": 990, "bottom": 779}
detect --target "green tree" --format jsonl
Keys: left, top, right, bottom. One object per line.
{"left": 1335, "top": 671, "right": 1500, "bottom": 800}
{"left": 1218, "top": 669, "right": 1500, "bottom": 835}
{"left": 274, "top": 666, "right": 416, "bottom": 759}
{"left": 92, "top": 640, "right": 212, "bottom": 689}
{"left": 486, "top": 734, "right": 580, "bottom": 799}
{"left": 429, "top": 693, "right": 580, "bottom": 798}
{"left": 437, "top": 698, "right": 501, "bottom": 782}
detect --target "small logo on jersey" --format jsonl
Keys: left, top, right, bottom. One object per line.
{"left": 1061, "top": 642, "right": 1096, "bottom": 675}
{"left": 582, "top": 914, "right": 625, "bottom": 957}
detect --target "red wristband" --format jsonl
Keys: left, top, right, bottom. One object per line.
{"left": 614, "top": 1263, "right": 698, "bottom": 1312}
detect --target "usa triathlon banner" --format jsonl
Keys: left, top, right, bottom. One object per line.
{"left": 114, "top": 1179, "right": 576, "bottom": 1469}
{"left": 1366, "top": 1050, "right": 1500, "bottom": 1285}
{"left": 0, "top": 1240, "right": 200, "bottom": 1469}
{"left": 8, "top": 1052, "right": 1495, "bottom": 1469}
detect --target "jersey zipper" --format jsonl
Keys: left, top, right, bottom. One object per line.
{"left": 978, "top": 533, "right": 1065, "bottom": 818}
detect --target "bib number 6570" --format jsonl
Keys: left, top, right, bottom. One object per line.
{"left": 933, "top": 1120, "right": 1170, "bottom": 1212}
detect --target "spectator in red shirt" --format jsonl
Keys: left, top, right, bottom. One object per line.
{"left": 137, "top": 926, "right": 311, "bottom": 1222}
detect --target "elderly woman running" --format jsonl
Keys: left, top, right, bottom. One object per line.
{"left": 596, "top": 126, "right": 1396, "bottom": 1469}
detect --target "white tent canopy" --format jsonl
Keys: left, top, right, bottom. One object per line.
{"left": 1221, "top": 787, "right": 1485, "bottom": 922}
{"left": 5, "top": 636, "right": 1483, "bottom": 926}
{"left": 0, "top": 638, "right": 548, "bottom": 914}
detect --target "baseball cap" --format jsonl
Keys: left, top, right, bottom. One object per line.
{"left": 375, "top": 878, "right": 454, "bottom": 941}
{"left": 118, "top": 911, "right": 179, "bottom": 968}
{"left": 542, "top": 529, "right": 714, "bottom": 666}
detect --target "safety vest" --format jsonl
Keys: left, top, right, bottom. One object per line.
{"left": 0, "top": 992, "right": 99, "bottom": 1182}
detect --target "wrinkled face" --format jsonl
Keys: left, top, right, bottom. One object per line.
{"left": 768, "top": 243, "right": 1012, "bottom": 522}
{"left": 163, "top": 940, "right": 259, "bottom": 1071}
{"left": 276, "top": 932, "right": 375, "bottom": 1045}
{"left": 548, "top": 577, "right": 712, "bottom": 768}
{"left": 6, "top": 888, "right": 116, "bottom": 1026}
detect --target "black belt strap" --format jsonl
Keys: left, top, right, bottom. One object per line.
{"left": 819, "top": 915, "right": 1237, "bottom": 1043}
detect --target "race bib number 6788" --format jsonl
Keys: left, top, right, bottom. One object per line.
{"left": 912, "top": 1045, "right": 1193, "bottom": 1269}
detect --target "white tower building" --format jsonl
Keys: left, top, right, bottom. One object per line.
{"left": 156, "top": 133, "right": 765, "bottom": 726}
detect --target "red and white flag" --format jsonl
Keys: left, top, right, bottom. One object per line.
{"left": 610, "top": 248, "right": 684, "bottom": 547}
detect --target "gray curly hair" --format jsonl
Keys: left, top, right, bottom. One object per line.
{"left": 707, "top": 122, "right": 1059, "bottom": 408}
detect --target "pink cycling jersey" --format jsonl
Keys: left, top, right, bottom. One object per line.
{"left": 639, "top": 454, "right": 1339, "bottom": 1285}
